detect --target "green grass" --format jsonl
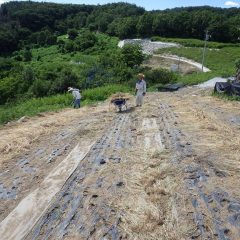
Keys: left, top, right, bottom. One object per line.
{"left": 151, "top": 36, "right": 240, "bottom": 49}
{"left": 212, "top": 92, "right": 240, "bottom": 101}
{"left": 0, "top": 34, "right": 129, "bottom": 124}
{"left": 156, "top": 46, "right": 240, "bottom": 85}
{"left": 57, "top": 34, "right": 68, "bottom": 41}
{"left": 30, "top": 45, "right": 97, "bottom": 74}
{"left": 153, "top": 43, "right": 240, "bottom": 101}
{"left": 28, "top": 33, "right": 119, "bottom": 76}
{"left": 82, "top": 84, "right": 131, "bottom": 101}
{"left": 0, "top": 94, "right": 72, "bottom": 124}
{"left": 157, "top": 47, "right": 240, "bottom": 73}
{"left": 178, "top": 72, "right": 216, "bottom": 85}
{"left": 3, "top": 35, "right": 240, "bottom": 124}
{"left": 0, "top": 84, "right": 131, "bottom": 124}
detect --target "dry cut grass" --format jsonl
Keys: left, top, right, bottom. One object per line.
{"left": 0, "top": 104, "right": 110, "bottom": 166}
{"left": 115, "top": 147, "right": 190, "bottom": 240}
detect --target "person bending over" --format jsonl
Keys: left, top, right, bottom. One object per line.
{"left": 68, "top": 87, "right": 81, "bottom": 108}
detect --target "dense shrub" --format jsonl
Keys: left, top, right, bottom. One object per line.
{"left": 145, "top": 68, "right": 178, "bottom": 85}
{"left": 49, "top": 69, "right": 79, "bottom": 94}
{"left": 121, "top": 44, "right": 145, "bottom": 68}
{"left": 81, "top": 84, "right": 130, "bottom": 101}
{"left": 31, "top": 79, "right": 51, "bottom": 97}
{"left": 235, "top": 59, "right": 240, "bottom": 69}
{"left": 23, "top": 49, "right": 32, "bottom": 61}
{"left": 75, "top": 30, "right": 97, "bottom": 52}
{"left": 67, "top": 29, "right": 78, "bottom": 40}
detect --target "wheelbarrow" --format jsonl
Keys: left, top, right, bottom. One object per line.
{"left": 111, "top": 98, "right": 128, "bottom": 112}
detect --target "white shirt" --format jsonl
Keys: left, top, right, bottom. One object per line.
{"left": 136, "top": 80, "right": 146, "bottom": 94}
{"left": 72, "top": 89, "right": 81, "bottom": 100}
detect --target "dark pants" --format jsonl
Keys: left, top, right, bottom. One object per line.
{"left": 74, "top": 99, "right": 81, "bottom": 108}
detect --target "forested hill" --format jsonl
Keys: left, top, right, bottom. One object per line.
{"left": 0, "top": 1, "right": 144, "bottom": 54}
{"left": 0, "top": 1, "right": 240, "bottom": 54}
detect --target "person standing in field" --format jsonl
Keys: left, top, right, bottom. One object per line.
{"left": 68, "top": 87, "right": 81, "bottom": 108}
{"left": 135, "top": 73, "right": 146, "bottom": 107}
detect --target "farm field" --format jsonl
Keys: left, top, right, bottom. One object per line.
{"left": 0, "top": 88, "right": 240, "bottom": 239}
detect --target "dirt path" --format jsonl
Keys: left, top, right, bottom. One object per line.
{"left": 0, "top": 89, "right": 240, "bottom": 240}
{"left": 159, "top": 54, "right": 211, "bottom": 72}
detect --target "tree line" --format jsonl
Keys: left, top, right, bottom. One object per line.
{"left": 1, "top": 2, "right": 240, "bottom": 54}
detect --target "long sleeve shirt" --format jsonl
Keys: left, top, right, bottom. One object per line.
{"left": 72, "top": 89, "right": 81, "bottom": 100}
{"left": 136, "top": 80, "right": 146, "bottom": 94}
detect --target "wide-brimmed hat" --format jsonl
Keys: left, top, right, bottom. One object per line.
{"left": 68, "top": 87, "right": 73, "bottom": 92}
{"left": 138, "top": 73, "right": 145, "bottom": 78}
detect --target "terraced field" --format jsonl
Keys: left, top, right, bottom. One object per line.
{"left": 0, "top": 88, "right": 240, "bottom": 240}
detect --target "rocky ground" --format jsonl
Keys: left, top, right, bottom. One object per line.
{"left": 0, "top": 87, "right": 239, "bottom": 240}
{"left": 118, "top": 39, "right": 179, "bottom": 55}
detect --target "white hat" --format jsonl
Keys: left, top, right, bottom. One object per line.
{"left": 68, "top": 87, "right": 73, "bottom": 92}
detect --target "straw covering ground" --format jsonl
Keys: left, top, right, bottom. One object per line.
{"left": 0, "top": 87, "right": 240, "bottom": 240}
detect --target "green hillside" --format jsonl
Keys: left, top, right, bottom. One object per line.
{"left": 1, "top": 2, "right": 240, "bottom": 54}
{"left": 0, "top": 2, "right": 240, "bottom": 124}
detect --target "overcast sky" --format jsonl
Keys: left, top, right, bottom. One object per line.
{"left": 0, "top": 0, "right": 240, "bottom": 10}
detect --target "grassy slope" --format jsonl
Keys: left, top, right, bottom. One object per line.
{"left": 157, "top": 46, "right": 240, "bottom": 85}
{"left": 151, "top": 36, "right": 239, "bottom": 49}
{"left": 1, "top": 34, "right": 126, "bottom": 124}
{"left": 30, "top": 46, "right": 97, "bottom": 75}
{"left": 26, "top": 33, "right": 119, "bottom": 76}
{"left": 2, "top": 36, "right": 240, "bottom": 124}
{"left": 0, "top": 84, "right": 131, "bottom": 124}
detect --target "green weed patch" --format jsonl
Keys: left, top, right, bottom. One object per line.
{"left": 0, "top": 84, "right": 131, "bottom": 124}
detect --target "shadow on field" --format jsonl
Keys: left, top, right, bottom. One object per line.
{"left": 118, "top": 106, "right": 136, "bottom": 114}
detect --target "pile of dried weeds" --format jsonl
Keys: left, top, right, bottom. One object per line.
{"left": 110, "top": 92, "right": 132, "bottom": 103}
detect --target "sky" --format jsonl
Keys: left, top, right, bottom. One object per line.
{"left": 0, "top": 0, "right": 240, "bottom": 10}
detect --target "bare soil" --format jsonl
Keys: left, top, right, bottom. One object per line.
{"left": 0, "top": 88, "right": 240, "bottom": 240}
{"left": 143, "top": 55, "right": 200, "bottom": 74}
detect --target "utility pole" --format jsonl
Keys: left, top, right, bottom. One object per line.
{"left": 201, "top": 31, "right": 210, "bottom": 72}
{"left": 177, "top": 55, "right": 181, "bottom": 71}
